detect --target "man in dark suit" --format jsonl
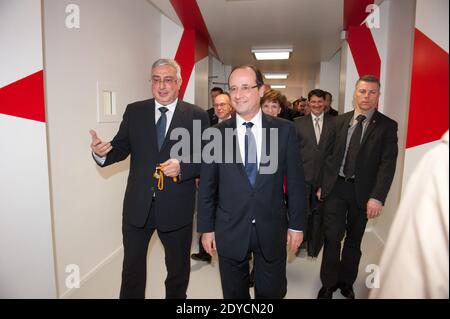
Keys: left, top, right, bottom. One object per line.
{"left": 324, "top": 91, "right": 338, "bottom": 116}
{"left": 191, "top": 92, "right": 233, "bottom": 263}
{"left": 317, "top": 75, "right": 398, "bottom": 299}
{"left": 294, "top": 89, "right": 335, "bottom": 257}
{"left": 207, "top": 87, "right": 223, "bottom": 126}
{"left": 89, "top": 59, "right": 209, "bottom": 299}
{"left": 197, "top": 65, "right": 306, "bottom": 299}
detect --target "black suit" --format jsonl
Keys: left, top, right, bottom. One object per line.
{"left": 294, "top": 114, "right": 335, "bottom": 256}
{"left": 294, "top": 114, "right": 336, "bottom": 187}
{"left": 97, "top": 98, "right": 209, "bottom": 298}
{"left": 327, "top": 107, "right": 338, "bottom": 116}
{"left": 207, "top": 107, "right": 218, "bottom": 126}
{"left": 198, "top": 113, "right": 306, "bottom": 298}
{"left": 319, "top": 110, "right": 398, "bottom": 288}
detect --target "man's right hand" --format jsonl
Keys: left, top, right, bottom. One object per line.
{"left": 90, "top": 129, "right": 112, "bottom": 157}
{"left": 201, "top": 232, "right": 216, "bottom": 257}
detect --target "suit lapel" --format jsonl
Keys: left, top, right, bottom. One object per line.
{"left": 360, "top": 110, "right": 379, "bottom": 146}
{"left": 253, "top": 114, "right": 273, "bottom": 189}
{"left": 160, "top": 100, "right": 185, "bottom": 153}
{"left": 229, "top": 117, "right": 253, "bottom": 189}
{"left": 304, "top": 114, "right": 318, "bottom": 145}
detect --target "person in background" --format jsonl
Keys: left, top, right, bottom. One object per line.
{"left": 323, "top": 91, "right": 338, "bottom": 116}
{"left": 207, "top": 87, "right": 224, "bottom": 126}
{"left": 316, "top": 75, "right": 398, "bottom": 299}
{"left": 293, "top": 97, "right": 308, "bottom": 118}
{"left": 260, "top": 89, "right": 283, "bottom": 117}
{"left": 89, "top": 58, "right": 209, "bottom": 299}
{"left": 191, "top": 93, "right": 234, "bottom": 263}
{"left": 370, "top": 130, "right": 449, "bottom": 299}
{"left": 294, "top": 89, "right": 336, "bottom": 258}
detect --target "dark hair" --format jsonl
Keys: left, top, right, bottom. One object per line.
{"left": 356, "top": 75, "right": 381, "bottom": 88}
{"left": 211, "top": 87, "right": 224, "bottom": 94}
{"left": 308, "top": 89, "right": 326, "bottom": 101}
{"left": 229, "top": 65, "right": 264, "bottom": 88}
{"left": 324, "top": 91, "right": 332, "bottom": 100}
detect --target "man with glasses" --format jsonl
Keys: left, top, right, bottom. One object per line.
{"left": 89, "top": 58, "right": 209, "bottom": 299}
{"left": 316, "top": 75, "right": 398, "bottom": 299}
{"left": 197, "top": 65, "right": 306, "bottom": 298}
{"left": 191, "top": 93, "right": 233, "bottom": 263}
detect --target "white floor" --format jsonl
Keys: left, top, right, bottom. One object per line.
{"left": 67, "top": 228, "right": 384, "bottom": 299}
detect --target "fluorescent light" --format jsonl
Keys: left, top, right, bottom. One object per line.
{"left": 270, "top": 85, "right": 286, "bottom": 89}
{"left": 264, "top": 72, "right": 289, "bottom": 80}
{"left": 252, "top": 48, "right": 292, "bottom": 60}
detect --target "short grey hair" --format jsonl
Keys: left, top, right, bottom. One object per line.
{"left": 152, "top": 58, "right": 182, "bottom": 79}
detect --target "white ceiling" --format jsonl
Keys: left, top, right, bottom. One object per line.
{"left": 149, "top": 0, "right": 344, "bottom": 99}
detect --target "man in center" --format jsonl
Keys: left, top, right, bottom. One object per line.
{"left": 197, "top": 65, "right": 306, "bottom": 298}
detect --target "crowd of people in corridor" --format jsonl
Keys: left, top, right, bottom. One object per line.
{"left": 89, "top": 58, "right": 447, "bottom": 299}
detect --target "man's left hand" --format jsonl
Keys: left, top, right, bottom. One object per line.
{"left": 161, "top": 159, "right": 180, "bottom": 177}
{"left": 367, "top": 198, "right": 383, "bottom": 219}
{"left": 287, "top": 230, "right": 304, "bottom": 253}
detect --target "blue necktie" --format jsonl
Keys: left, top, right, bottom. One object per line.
{"left": 244, "top": 122, "right": 258, "bottom": 187}
{"left": 156, "top": 107, "right": 168, "bottom": 150}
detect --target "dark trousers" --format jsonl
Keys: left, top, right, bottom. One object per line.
{"left": 119, "top": 205, "right": 192, "bottom": 299}
{"left": 218, "top": 224, "right": 287, "bottom": 299}
{"left": 320, "top": 179, "right": 368, "bottom": 287}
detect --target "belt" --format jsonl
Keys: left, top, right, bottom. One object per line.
{"left": 338, "top": 175, "right": 355, "bottom": 183}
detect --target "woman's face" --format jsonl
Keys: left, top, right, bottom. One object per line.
{"left": 261, "top": 100, "right": 281, "bottom": 117}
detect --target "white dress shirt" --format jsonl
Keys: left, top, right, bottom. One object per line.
{"left": 235, "top": 110, "right": 262, "bottom": 168}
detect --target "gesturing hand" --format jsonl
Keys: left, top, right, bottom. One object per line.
{"left": 90, "top": 129, "right": 112, "bottom": 157}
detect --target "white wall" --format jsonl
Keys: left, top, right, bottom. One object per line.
{"left": 43, "top": 0, "right": 161, "bottom": 297}
{"left": 195, "top": 57, "right": 209, "bottom": 110}
{"left": 209, "top": 55, "right": 231, "bottom": 104}
{"left": 370, "top": 0, "right": 416, "bottom": 241}
{"left": 319, "top": 50, "right": 341, "bottom": 109}
{"left": 0, "top": 0, "right": 56, "bottom": 298}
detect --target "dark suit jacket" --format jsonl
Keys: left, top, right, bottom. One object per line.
{"left": 294, "top": 114, "right": 336, "bottom": 187}
{"left": 98, "top": 98, "right": 209, "bottom": 231}
{"left": 197, "top": 114, "right": 306, "bottom": 261}
{"left": 327, "top": 107, "right": 338, "bottom": 116}
{"left": 207, "top": 107, "right": 218, "bottom": 126}
{"left": 320, "top": 110, "right": 398, "bottom": 209}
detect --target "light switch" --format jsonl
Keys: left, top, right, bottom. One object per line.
{"left": 103, "top": 90, "right": 117, "bottom": 115}
{"left": 97, "top": 82, "right": 122, "bottom": 123}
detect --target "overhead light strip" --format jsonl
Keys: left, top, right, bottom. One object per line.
{"left": 252, "top": 48, "right": 293, "bottom": 60}
{"left": 264, "top": 72, "right": 289, "bottom": 80}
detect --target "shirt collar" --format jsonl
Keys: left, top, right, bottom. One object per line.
{"left": 353, "top": 108, "right": 375, "bottom": 123}
{"left": 155, "top": 98, "right": 178, "bottom": 113}
{"left": 236, "top": 109, "right": 262, "bottom": 128}
{"left": 311, "top": 112, "right": 324, "bottom": 121}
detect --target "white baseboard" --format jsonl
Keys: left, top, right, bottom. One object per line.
{"left": 60, "top": 245, "right": 123, "bottom": 299}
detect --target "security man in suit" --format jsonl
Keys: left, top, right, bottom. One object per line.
{"left": 90, "top": 58, "right": 209, "bottom": 299}
{"left": 317, "top": 75, "right": 398, "bottom": 299}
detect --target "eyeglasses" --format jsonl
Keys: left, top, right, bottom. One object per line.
{"left": 213, "top": 102, "right": 230, "bottom": 108}
{"left": 229, "top": 85, "right": 258, "bottom": 95}
{"left": 151, "top": 77, "right": 178, "bottom": 86}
